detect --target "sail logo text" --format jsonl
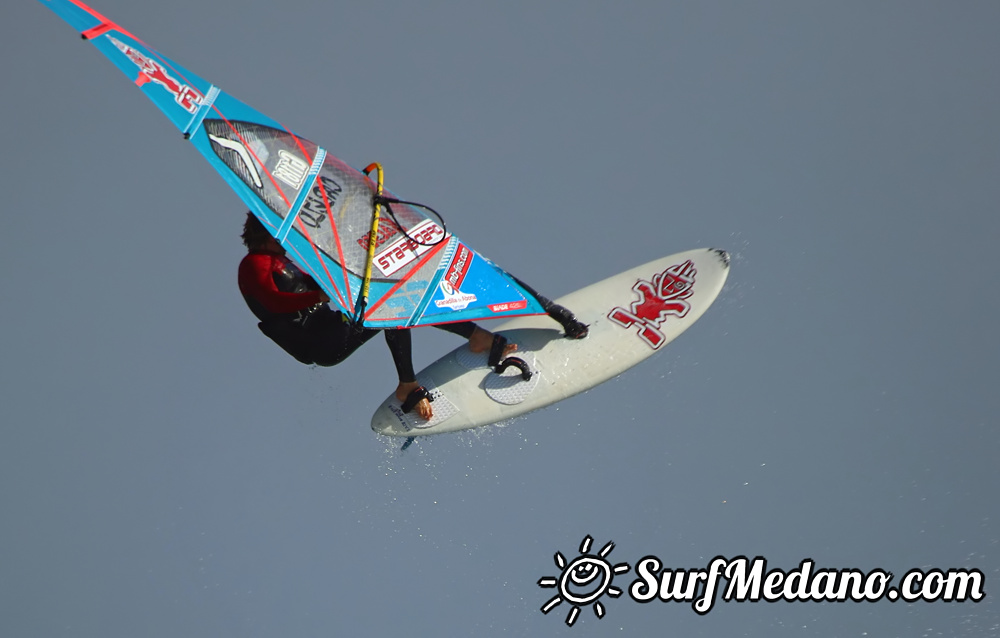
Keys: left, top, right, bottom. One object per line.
{"left": 273, "top": 150, "right": 309, "bottom": 190}
{"left": 444, "top": 244, "right": 473, "bottom": 291}
{"left": 298, "top": 175, "right": 343, "bottom": 229}
{"left": 435, "top": 281, "right": 476, "bottom": 311}
{"left": 435, "top": 244, "right": 476, "bottom": 311}
{"left": 358, "top": 220, "right": 403, "bottom": 252}
{"left": 490, "top": 300, "right": 528, "bottom": 313}
{"left": 374, "top": 220, "right": 445, "bottom": 276}
{"left": 108, "top": 36, "right": 202, "bottom": 113}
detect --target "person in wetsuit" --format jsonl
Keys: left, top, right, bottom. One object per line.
{"left": 237, "top": 212, "right": 587, "bottom": 419}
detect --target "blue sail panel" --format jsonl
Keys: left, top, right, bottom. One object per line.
{"left": 361, "top": 240, "right": 546, "bottom": 328}
{"left": 38, "top": 0, "right": 104, "bottom": 36}
{"left": 40, "top": 1, "right": 215, "bottom": 134}
{"left": 416, "top": 248, "right": 547, "bottom": 326}
{"left": 38, "top": 0, "right": 548, "bottom": 329}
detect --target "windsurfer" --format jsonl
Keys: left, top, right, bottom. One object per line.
{"left": 237, "top": 213, "right": 587, "bottom": 420}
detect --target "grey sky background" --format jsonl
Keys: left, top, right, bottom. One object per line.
{"left": 2, "top": 0, "right": 998, "bottom": 635}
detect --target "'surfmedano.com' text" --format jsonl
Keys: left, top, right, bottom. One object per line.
{"left": 629, "top": 556, "right": 985, "bottom": 613}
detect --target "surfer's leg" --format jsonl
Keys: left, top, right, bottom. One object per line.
{"left": 311, "top": 322, "right": 432, "bottom": 419}
{"left": 509, "top": 275, "right": 589, "bottom": 339}
{"left": 306, "top": 309, "right": 381, "bottom": 366}
{"left": 257, "top": 320, "right": 320, "bottom": 364}
{"left": 385, "top": 329, "right": 434, "bottom": 420}
{"left": 432, "top": 321, "right": 517, "bottom": 357}
{"left": 433, "top": 322, "right": 476, "bottom": 339}
{"left": 467, "top": 327, "right": 517, "bottom": 359}
{"left": 383, "top": 329, "right": 416, "bottom": 383}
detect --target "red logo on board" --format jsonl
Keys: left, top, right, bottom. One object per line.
{"left": 608, "top": 260, "right": 696, "bottom": 349}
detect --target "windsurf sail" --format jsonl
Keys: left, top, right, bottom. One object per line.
{"left": 38, "top": 0, "right": 546, "bottom": 328}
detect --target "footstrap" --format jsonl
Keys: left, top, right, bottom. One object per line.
{"left": 487, "top": 333, "right": 533, "bottom": 381}
{"left": 401, "top": 386, "right": 434, "bottom": 414}
{"left": 487, "top": 334, "right": 509, "bottom": 368}
{"left": 493, "top": 356, "right": 533, "bottom": 381}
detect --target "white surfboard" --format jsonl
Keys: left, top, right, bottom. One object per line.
{"left": 371, "top": 248, "right": 730, "bottom": 437}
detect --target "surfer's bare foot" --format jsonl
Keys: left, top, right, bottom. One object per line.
{"left": 469, "top": 327, "right": 517, "bottom": 358}
{"left": 396, "top": 381, "right": 433, "bottom": 420}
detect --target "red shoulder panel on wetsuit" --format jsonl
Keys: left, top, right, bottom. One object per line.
{"left": 238, "top": 252, "right": 324, "bottom": 315}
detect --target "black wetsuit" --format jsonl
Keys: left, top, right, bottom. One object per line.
{"left": 238, "top": 249, "right": 475, "bottom": 382}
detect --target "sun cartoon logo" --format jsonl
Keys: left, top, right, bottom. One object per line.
{"left": 537, "top": 535, "right": 631, "bottom": 627}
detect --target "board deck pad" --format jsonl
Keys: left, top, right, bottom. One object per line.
{"left": 385, "top": 376, "right": 457, "bottom": 431}
{"left": 484, "top": 351, "right": 540, "bottom": 404}
{"left": 371, "top": 248, "right": 730, "bottom": 436}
